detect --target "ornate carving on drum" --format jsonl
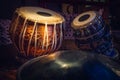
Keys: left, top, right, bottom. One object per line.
{"left": 9, "top": 7, "right": 65, "bottom": 58}
{"left": 71, "top": 11, "right": 117, "bottom": 57}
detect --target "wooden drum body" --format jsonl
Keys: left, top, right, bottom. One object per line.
{"left": 71, "top": 11, "right": 118, "bottom": 57}
{"left": 9, "top": 7, "right": 65, "bottom": 58}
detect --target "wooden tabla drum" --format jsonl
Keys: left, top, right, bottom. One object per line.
{"left": 71, "top": 11, "right": 118, "bottom": 57}
{"left": 9, "top": 7, "right": 65, "bottom": 58}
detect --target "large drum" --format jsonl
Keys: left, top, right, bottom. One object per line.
{"left": 71, "top": 11, "right": 118, "bottom": 57}
{"left": 9, "top": 7, "right": 65, "bottom": 58}
{"left": 17, "top": 50, "right": 120, "bottom": 80}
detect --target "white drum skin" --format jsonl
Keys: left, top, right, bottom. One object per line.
{"left": 71, "top": 11, "right": 97, "bottom": 29}
{"left": 9, "top": 7, "right": 65, "bottom": 58}
{"left": 71, "top": 11, "right": 118, "bottom": 57}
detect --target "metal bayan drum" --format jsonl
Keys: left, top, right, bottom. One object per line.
{"left": 71, "top": 11, "right": 117, "bottom": 57}
{"left": 17, "top": 50, "right": 120, "bottom": 80}
{"left": 9, "top": 7, "right": 65, "bottom": 58}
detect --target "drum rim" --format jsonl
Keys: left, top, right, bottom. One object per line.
{"left": 17, "top": 50, "right": 88, "bottom": 80}
{"left": 71, "top": 11, "right": 98, "bottom": 29}
{"left": 17, "top": 54, "right": 50, "bottom": 80}
{"left": 17, "top": 50, "right": 120, "bottom": 80}
{"left": 17, "top": 52, "right": 62, "bottom": 80}
{"left": 16, "top": 7, "right": 65, "bottom": 24}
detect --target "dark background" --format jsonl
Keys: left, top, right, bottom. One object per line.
{"left": 0, "top": 0, "right": 120, "bottom": 66}
{"left": 0, "top": 0, "right": 120, "bottom": 80}
{"left": 0, "top": 0, "right": 120, "bottom": 30}
{"left": 0, "top": 0, "right": 120, "bottom": 64}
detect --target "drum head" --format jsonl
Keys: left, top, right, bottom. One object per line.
{"left": 16, "top": 7, "right": 65, "bottom": 24}
{"left": 17, "top": 50, "right": 120, "bottom": 80}
{"left": 72, "top": 11, "right": 97, "bottom": 29}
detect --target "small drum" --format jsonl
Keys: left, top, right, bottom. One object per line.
{"left": 71, "top": 11, "right": 105, "bottom": 43}
{"left": 17, "top": 50, "right": 120, "bottom": 80}
{"left": 71, "top": 11, "right": 118, "bottom": 57}
{"left": 9, "top": 7, "right": 65, "bottom": 58}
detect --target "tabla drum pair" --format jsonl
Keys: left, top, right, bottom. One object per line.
{"left": 71, "top": 11, "right": 118, "bottom": 57}
{"left": 9, "top": 7, "right": 65, "bottom": 59}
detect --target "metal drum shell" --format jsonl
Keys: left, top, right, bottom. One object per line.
{"left": 17, "top": 50, "right": 120, "bottom": 80}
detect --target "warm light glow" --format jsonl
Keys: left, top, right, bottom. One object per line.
{"left": 55, "top": 60, "right": 80, "bottom": 69}
{"left": 9, "top": 7, "right": 65, "bottom": 58}
{"left": 47, "top": 52, "right": 60, "bottom": 60}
